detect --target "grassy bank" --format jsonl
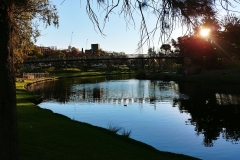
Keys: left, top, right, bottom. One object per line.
{"left": 16, "top": 74, "right": 198, "bottom": 159}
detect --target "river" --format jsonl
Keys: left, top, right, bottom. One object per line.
{"left": 27, "top": 75, "right": 240, "bottom": 160}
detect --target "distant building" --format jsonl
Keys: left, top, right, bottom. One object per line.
{"left": 91, "top": 44, "right": 100, "bottom": 54}
{"left": 68, "top": 46, "right": 72, "bottom": 51}
{"left": 66, "top": 47, "right": 83, "bottom": 56}
{"left": 85, "top": 49, "right": 92, "bottom": 54}
{"left": 85, "top": 44, "right": 100, "bottom": 55}
{"left": 38, "top": 46, "right": 52, "bottom": 56}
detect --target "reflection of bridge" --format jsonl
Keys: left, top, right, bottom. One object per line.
{"left": 23, "top": 56, "right": 186, "bottom": 71}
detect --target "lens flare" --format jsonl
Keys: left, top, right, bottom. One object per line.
{"left": 200, "top": 28, "right": 210, "bottom": 37}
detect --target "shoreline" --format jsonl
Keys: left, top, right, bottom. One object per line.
{"left": 145, "top": 72, "right": 240, "bottom": 84}
{"left": 17, "top": 72, "right": 199, "bottom": 159}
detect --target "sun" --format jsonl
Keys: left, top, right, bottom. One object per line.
{"left": 200, "top": 28, "right": 210, "bottom": 37}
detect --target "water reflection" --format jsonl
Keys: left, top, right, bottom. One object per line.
{"left": 28, "top": 78, "right": 240, "bottom": 147}
{"left": 176, "top": 82, "right": 240, "bottom": 147}
{"left": 27, "top": 77, "right": 240, "bottom": 159}
{"left": 27, "top": 79, "right": 183, "bottom": 106}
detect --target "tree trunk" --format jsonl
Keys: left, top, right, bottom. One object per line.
{"left": 0, "top": 1, "right": 19, "bottom": 159}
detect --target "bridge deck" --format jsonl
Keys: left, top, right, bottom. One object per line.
{"left": 24, "top": 56, "right": 186, "bottom": 64}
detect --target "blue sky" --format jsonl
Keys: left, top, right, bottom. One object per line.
{"left": 35, "top": 0, "right": 240, "bottom": 54}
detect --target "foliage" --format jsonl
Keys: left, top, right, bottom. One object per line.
{"left": 172, "top": 15, "right": 240, "bottom": 69}
{"left": 84, "top": 0, "right": 234, "bottom": 49}
{"left": 135, "top": 70, "right": 146, "bottom": 79}
{"left": 147, "top": 47, "right": 156, "bottom": 57}
{"left": 175, "top": 35, "right": 218, "bottom": 67}
{"left": 13, "top": 0, "right": 59, "bottom": 72}
{"left": 219, "top": 14, "right": 240, "bottom": 57}
{"left": 160, "top": 44, "right": 171, "bottom": 55}
{"left": 97, "top": 48, "right": 106, "bottom": 55}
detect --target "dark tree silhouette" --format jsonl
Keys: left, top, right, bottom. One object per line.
{"left": 0, "top": 0, "right": 58, "bottom": 159}
{"left": 160, "top": 44, "right": 171, "bottom": 55}
{"left": 220, "top": 14, "right": 240, "bottom": 57}
{"left": 172, "top": 15, "right": 240, "bottom": 69}
{"left": 85, "top": 0, "right": 240, "bottom": 49}
{"left": 0, "top": 1, "right": 19, "bottom": 159}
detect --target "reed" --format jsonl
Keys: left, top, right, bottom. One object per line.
{"left": 121, "top": 128, "right": 132, "bottom": 138}
{"left": 107, "top": 122, "right": 122, "bottom": 134}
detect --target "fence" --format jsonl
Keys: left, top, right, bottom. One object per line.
{"left": 23, "top": 73, "right": 48, "bottom": 80}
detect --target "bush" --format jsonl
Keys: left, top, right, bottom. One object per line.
{"left": 135, "top": 70, "right": 146, "bottom": 79}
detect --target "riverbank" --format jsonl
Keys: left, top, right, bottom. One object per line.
{"left": 145, "top": 72, "right": 240, "bottom": 84}
{"left": 17, "top": 73, "right": 199, "bottom": 159}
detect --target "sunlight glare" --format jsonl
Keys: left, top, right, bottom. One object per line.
{"left": 200, "top": 28, "right": 210, "bottom": 37}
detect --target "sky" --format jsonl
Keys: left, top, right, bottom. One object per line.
{"left": 35, "top": 0, "right": 240, "bottom": 54}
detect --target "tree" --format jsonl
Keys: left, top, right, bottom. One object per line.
{"left": 172, "top": 15, "right": 240, "bottom": 69}
{"left": 97, "top": 48, "right": 106, "bottom": 55}
{"left": 219, "top": 14, "right": 240, "bottom": 57}
{"left": 147, "top": 47, "right": 156, "bottom": 57}
{"left": 171, "top": 39, "right": 180, "bottom": 54}
{"left": 160, "top": 44, "right": 171, "bottom": 55}
{"left": 0, "top": 0, "right": 58, "bottom": 159}
{"left": 86, "top": 0, "right": 239, "bottom": 48}
{"left": 13, "top": 0, "right": 58, "bottom": 73}
{"left": 175, "top": 35, "right": 217, "bottom": 67}
{"left": 0, "top": 1, "right": 19, "bottom": 159}
{"left": 170, "top": 15, "right": 240, "bottom": 69}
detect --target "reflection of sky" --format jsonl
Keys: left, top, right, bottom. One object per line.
{"left": 70, "top": 80, "right": 182, "bottom": 103}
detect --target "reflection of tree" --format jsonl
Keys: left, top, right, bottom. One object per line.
{"left": 93, "top": 88, "right": 101, "bottom": 99}
{"left": 149, "top": 81, "right": 157, "bottom": 109}
{"left": 29, "top": 81, "right": 71, "bottom": 103}
{"left": 177, "top": 82, "right": 240, "bottom": 147}
{"left": 27, "top": 75, "right": 133, "bottom": 103}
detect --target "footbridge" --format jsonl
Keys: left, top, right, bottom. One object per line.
{"left": 23, "top": 55, "right": 186, "bottom": 71}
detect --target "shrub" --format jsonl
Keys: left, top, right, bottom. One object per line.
{"left": 135, "top": 70, "right": 146, "bottom": 79}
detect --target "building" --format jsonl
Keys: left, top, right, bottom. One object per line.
{"left": 85, "top": 44, "right": 100, "bottom": 55}
{"left": 91, "top": 44, "right": 100, "bottom": 54}
{"left": 68, "top": 46, "right": 72, "bottom": 51}
{"left": 85, "top": 49, "right": 92, "bottom": 54}
{"left": 37, "top": 46, "right": 53, "bottom": 56}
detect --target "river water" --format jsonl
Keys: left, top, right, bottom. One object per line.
{"left": 27, "top": 75, "right": 240, "bottom": 160}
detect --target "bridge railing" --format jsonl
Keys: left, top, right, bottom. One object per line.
{"left": 24, "top": 55, "right": 185, "bottom": 63}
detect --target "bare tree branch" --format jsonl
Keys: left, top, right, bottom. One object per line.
{"left": 86, "top": 0, "right": 240, "bottom": 51}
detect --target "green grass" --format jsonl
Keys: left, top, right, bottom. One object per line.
{"left": 37, "top": 67, "right": 134, "bottom": 79}
{"left": 16, "top": 76, "right": 199, "bottom": 160}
